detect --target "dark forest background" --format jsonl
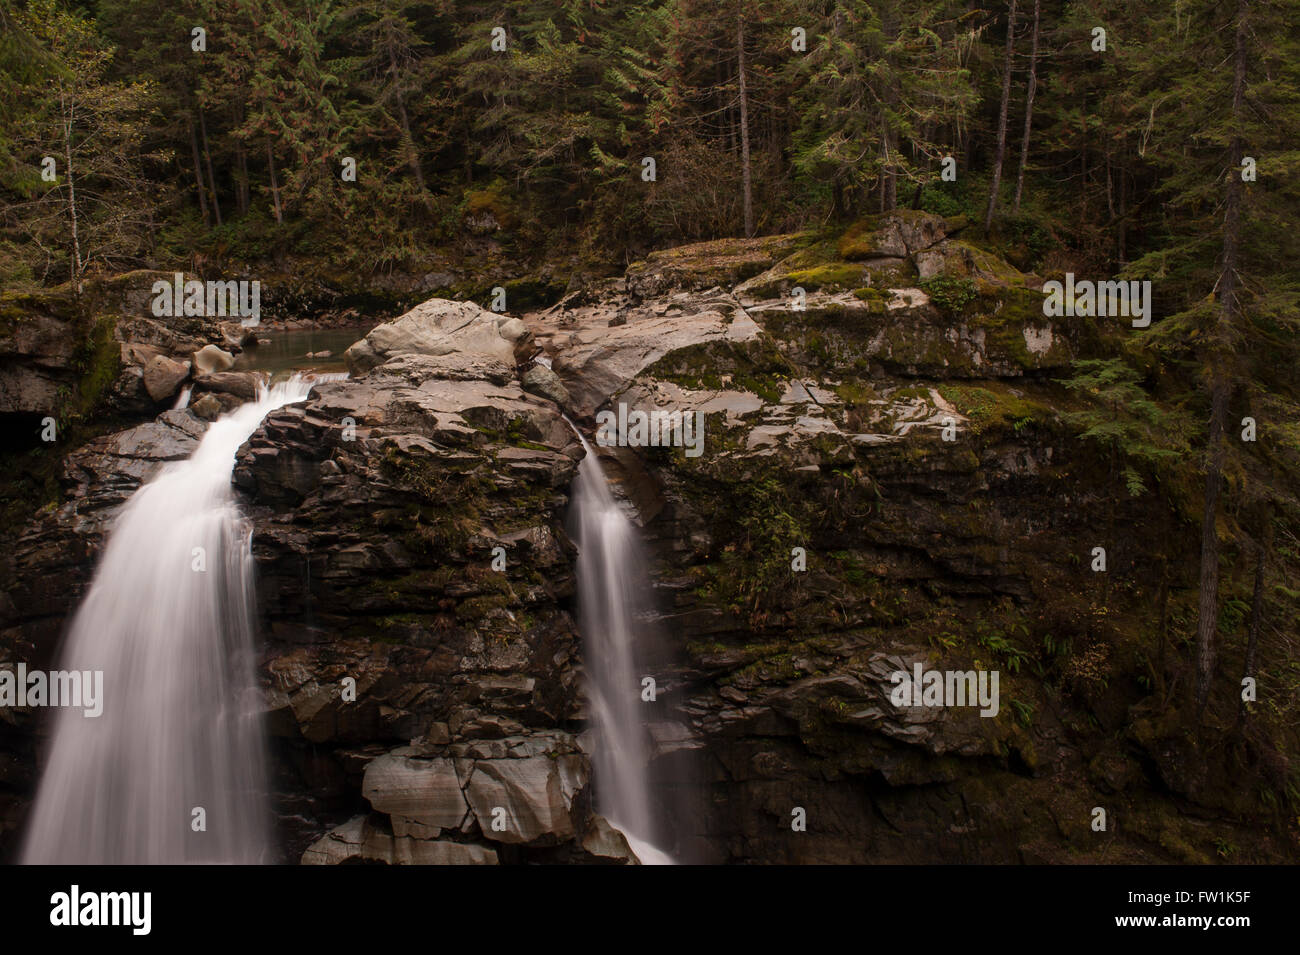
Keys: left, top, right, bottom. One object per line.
{"left": 0, "top": 0, "right": 1295, "bottom": 290}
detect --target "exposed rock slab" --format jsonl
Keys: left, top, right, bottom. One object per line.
{"left": 302, "top": 815, "right": 498, "bottom": 865}
{"left": 345, "top": 298, "right": 532, "bottom": 376}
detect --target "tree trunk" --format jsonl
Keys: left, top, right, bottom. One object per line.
{"left": 1105, "top": 145, "right": 1116, "bottom": 264}
{"left": 1118, "top": 146, "right": 1127, "bottom": 265}
{"left": 235, "top": 101, "right": 251, "bottom": 216}
{"left": 198, "top": 106, "right": 222, "bottom": 226}
{"left": 737, "top": 14, "right": 753, "bottom": 238}
{"left": 983, "top": 0, "right": 1018, "bottom": 235}
{"left": 386, "top": 44, "right": 427, "bottom": 198}
{"left": 61, "top": 92, "right": 83, "bottom": 293}
{"left": 1195, "top": 0, "right": 1249, "bottom": 718}
{"left": 1195, "top": 378, "right": 1229, "bottom": 716}
{"left": 267, "top": 140, "right": 283, "bottom": 225}
{"left": 1080, "top": 95, "right": 1088, "bottom": 223}
{"left": 188, "top": 115, "right": 211, "bottom": 227}
{"left": 1012, "top": 0, "right": 1039, "bottom": 214}
{"left": 1238, "top": 529, "right": 1267, "bottom": 725}
{"left": 881, "top": 122, "right": 897, "bottom": 213}
{"left": 1156, "top": 557, "right": 1170, "bottom": 697}
{"left": 235, "top": 140, "right": 250, "bottom": 216}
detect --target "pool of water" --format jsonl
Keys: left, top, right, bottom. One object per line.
{"left": 233, "top": 325, "right": 373, "bottom": 376}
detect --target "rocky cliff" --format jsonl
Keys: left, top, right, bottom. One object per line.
{"left": 2, "top": 213, "right": 1296, "bottom": 864}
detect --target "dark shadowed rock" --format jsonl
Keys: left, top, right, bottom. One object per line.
{"left": 190, "top": 393, "right": 222, "bottom": 421}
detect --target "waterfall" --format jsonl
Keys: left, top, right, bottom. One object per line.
{"left": 21, "top": 375, "right": 314, "bottom": 864}
{"left": 568, "top": 428, "right": 675, "bottom": 865}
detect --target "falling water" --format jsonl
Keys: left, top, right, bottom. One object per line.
{"left": 21, "top": 375, "right": 314, "bottom": 864}
{"left": 568, "top": 428, "right": 675, "bottom": 865}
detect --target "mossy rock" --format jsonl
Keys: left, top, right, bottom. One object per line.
{"left": 839, "top": 210, "right": 954, "bottom": 260}
{"left": 948, "top": 241, "right": 1027, "bottom": 285}
{"left": 838, "top": 216, "right": 893, "bottom": 259}
{"left": 502, "top": 275, "right": 567, "bottom": 310}
{"left": 937, "top": 382, "right": 1054, "bottom": 436}
{"left": 784, "top": 262, "right": 870, "bottom": 291}
{"left": 463, "top": 179, "right": 521, "bottom": 232}
{"left": 69, "top": 314, "right": 122, "bottom": 421}
{"left": 0, "top": 282, "right": 88, "bottom": 347}
{"left": 645, "top": 336, "right": 794, "bottom": 401}
{"left": 626, "top": 232, "right": 813, "bottom": 292}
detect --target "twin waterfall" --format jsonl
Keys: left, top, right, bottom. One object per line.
{"left": 20, "top": 377, "right": 672, "bottom": 865}
{"left": 568, "top": 430, "right": 675, "bottom": 865}
{"left": 21, "top": 377, "right": 313, "bottom": 864}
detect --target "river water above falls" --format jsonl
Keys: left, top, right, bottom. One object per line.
{"left": 233, "top": 325, "right": 374, "bottom": 376}
{"left": 21, "top": 376, "right": 315, "bottom": 864}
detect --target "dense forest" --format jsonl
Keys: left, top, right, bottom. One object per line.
{"left": 2, "top": 0, "right": 1300, "bottom": 867}
{"left": 0, "top": 1, "right": 1294, "bottom": 281}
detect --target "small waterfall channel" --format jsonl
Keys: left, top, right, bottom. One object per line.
{"left": 567, "top": 427, "right": 675, "bottom": 865}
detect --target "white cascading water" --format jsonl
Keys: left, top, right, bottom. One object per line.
{"left": 21, "top": 375, "right": 314, "bottom": 864}
{"left": 568, "top": 429, "right": 675, "bottom": 865}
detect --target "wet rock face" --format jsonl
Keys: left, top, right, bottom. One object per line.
{"left": 521, "top": 225, "right": 1290, "bottom": 865}
{"left": 1, "top": 222, "right": 1294, "bottom": 865}
{"left": 0, "top": 289, "right": 84, "bottom": 415}
{"left": 228, "top": 303, "right": 609, "bottom": 862}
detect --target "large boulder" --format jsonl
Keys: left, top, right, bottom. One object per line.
{"left": 353, "top": 738, "right": 589, "bottom": 848}
{"left": 344, "top": 298, "right": 533, "bottom": 376}
{"left": 462, "top": 751, "right": 587, "bottom": 845}
{"left": 218, "top": 321, "right": 258, "bottom": 350}
{"left": 581, "top": 815, "right": 640, "bottom": 864}
{"left": 838, "top": 210, "right": 955, "bottom": 260}
{"left": 520, "top": 363, "right": 571, "bottom": 408}
{"left": 192, "top": 371, "right": 264, "bottom": 401}
{"left": 189, "top": 393, "right": 222, "bottom": 421}
{"left": 361, "top": 754, "right": 469, "bottom": 836}
{"left": 192, "top": 343, "right": 235, "bottom": 374}
{"left": 141, "top": 355, "right": 190, "bottom": 402}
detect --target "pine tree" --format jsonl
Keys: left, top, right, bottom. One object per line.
{"left": 1120, "top": 0, "right": 1300, "bottom": 716}
{"left": 787, "top": 0, "right": 976, "bottom": 221}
